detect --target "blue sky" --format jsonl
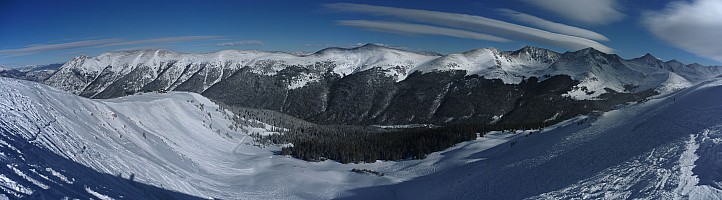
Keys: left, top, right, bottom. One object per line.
{"left": 1, "top": 0, "right": 721, "bottom": 67}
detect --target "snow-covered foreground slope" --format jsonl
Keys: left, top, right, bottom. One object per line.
{"left": 0, "top": 77, "right": 421, "bottom": 199}
{"left": 340, "top": 78, "right": 722, "bottom": 199}
{"left": 3, "top": 76, "right": 722, "bottom": 199}
{"left": 0, "top": 77, "right": 518, "bottom": 199}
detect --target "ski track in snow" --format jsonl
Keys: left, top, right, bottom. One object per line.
{"left": 3, "top": 76, "right": 722, "bottom": 199}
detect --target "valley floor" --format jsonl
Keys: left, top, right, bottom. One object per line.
{"left": 2, "top": 77, "right": 722, "bottom": 199}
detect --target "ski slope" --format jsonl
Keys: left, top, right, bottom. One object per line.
{"left": 3, "top": 76, "right": 722, "bottom": 199}
{"left": 339, "top": 78, "right": 722, "bottom": 199}
{"left": 0, "top": 77, "right": 514, "bottom": 199}
{"left": 0, "top": 77, "right": 418, "bottom": 199}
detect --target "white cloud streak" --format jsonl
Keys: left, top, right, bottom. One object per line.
{"left": 109, "top": 46, "right": 170, "bottom": 52}
{"left": 0, "top": 39, "right": 121, "bottom": 56}
{"left": 326, "top": 3, "right": 613, "bottom": 53}
{"left": 522, "top": 0, "right": 624, "bottom": 26}
{"left": 497, "top": 9, "right": 609, "bottom": 41}
{"left": 337, "top": 20, "right": 511, "bottom": 43}
{"left": 216, "top": 40, "right": 264, "bottom": 46}
{"left": 302, "top": 43, "right": 334, "bottom": 48}
{"left": 0, "top": 36, "right": 222, "bottom": 56}
{"left": 98, "top": 36, "right": 222, "bottom": 47}
{"left": 643, "top": 0, "right": 722, "bottom": 63}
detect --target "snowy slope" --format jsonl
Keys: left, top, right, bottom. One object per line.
{"left": 3, "top": 75, "right": 722, "bottom": 199}
{"left": 0, "top": 77, "right": 458, "bottom": 199}
{"left": 657, "top": 72, "right": 693, "bottom": 93}
{"left": 339, "top": 78, "right": 722, "bottom": 199}
{"left": 413, "top": 46, "right": 559, "bottom": 84}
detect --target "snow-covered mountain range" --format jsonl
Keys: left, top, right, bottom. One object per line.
{"left": 24, "top": 45, "right": 720, "bottom": 127}
{"left": 43, "top": 44, "right": 437, "bottom": 98}
{"left": 0, "top": 63, "right": 64, "bottom": 82}
{"left": 42, "top": 45, "right": 720, "bottom": 100}
{"left": 3, "top": 71, "right": 722, "bottom": 199}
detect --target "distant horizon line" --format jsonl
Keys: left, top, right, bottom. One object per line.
{"left": 1, "top": 44, "right": 717, "bottom": 68}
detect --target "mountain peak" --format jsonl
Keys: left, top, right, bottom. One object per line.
{"left": 556, "top": 47, "right": 627, "bottom": 67}
{"left": 629, "top": 53, "right": 664, "bottom": 68}
{"left": 518, "top": 46, "right": 547, "bottom": 52}
{"left": 635, "top": 53, "right": 658, "bottom": 61}
{"left": 312, "top": 43, "right": 388, "bottom": 55}
{"left": 510, "top": 46, "right": 559, "bottom": 57}
{"left": 358, "top": 43, "right": 385, "bottom": 48}
{"left": 462, "top": 47, "right": 501, "bottom": 55}
{"left": 665, "top": 59, "right": 684, "bottom": 66}
{"left": 352, "top": 43, "right": 403, "bottom": 52}
{"left": 578, "top": 47, "right": 604, "bottom": 54}
{"left": 562, "top": 47, "right": 607, "bottom": 58}
{"left": 574, "top": 47, "right": 624, "bottom": 59}
{"left": 75, "top": 54, "right": 91, "bottom": 60}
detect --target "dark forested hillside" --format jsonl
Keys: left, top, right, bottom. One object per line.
{"left": 207, "top": 68, "right": 657, "bottom": 127}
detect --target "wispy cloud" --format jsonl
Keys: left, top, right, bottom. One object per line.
{"left": 643, "top": 0, "right": 722, "bottom": 63}
{"left": 302, "top": 43, "right": 335, "bottom": 48}
{"left": 337, "top": 20, "right": 511, "bottom": 43}
{"left": 0, "top": 39, "right": 121, "bottom": 56}
{"left": 0, "top": 36, "right": 222, "bottom": 57}
{"left": 215, "top": 40, "right": 264, "bottom": 46}
{"left": 98, "top": 36, "right": 222, "bottom": 47}
{"left": 47, "top": 36, "right": 108, "bottom": 44}
{"left": 61, "top": 51, "right": 89, "bottom": 55}
{"left": 522, "top": 0, "right": 624, "bottom": 26}
{"left": 326, "top": 3, "right": 613, "bottom": 53}
{"left": 497, "top": 9, "right": 609, "bottom": 41}
{"left": 109, "top": 46, "right": 170, "bottom": 52}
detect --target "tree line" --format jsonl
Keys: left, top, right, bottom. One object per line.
{"left": 217, "top": 101, "right": 554, "bottom": 164}
{"left": 279, "top": 125, "right": 477, "bottom": 164}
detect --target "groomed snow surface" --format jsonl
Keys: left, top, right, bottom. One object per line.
{"left": 2, "top": 77, "right": 722, "bottom": 199}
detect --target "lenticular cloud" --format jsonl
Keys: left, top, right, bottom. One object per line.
{"left": 643, "top": 0, "right": 722, "bottom": 63}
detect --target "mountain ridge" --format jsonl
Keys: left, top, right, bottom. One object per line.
{"left": 12, "top": 45, "right": 722, "bottom": 126}
{"left": 0, "top": 63, "right": 64, "bottom": 82}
